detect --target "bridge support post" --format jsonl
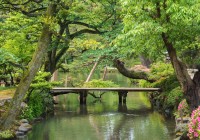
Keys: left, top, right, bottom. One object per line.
{"left": 118, "top": 91, "right": 128, "bottom": 104}
{"left": 80, "top": 91, "right": 88, "bottom": 105}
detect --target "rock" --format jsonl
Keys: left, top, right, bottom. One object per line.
{"left": 21, "top": 123, "right": 32, "bottom": 129}
{"left": 15, "top": 131, "right": 25, "bottom": 136}
{"left": 16, "top": 135, "right": 28, "bottom": 139}
{"left": 21, "top": 102, "right": 28, "bottom": 109}
{"left": 176, "top": 117, "right": 190, "bottom": 124}
{"left": 175, "top": 123, "right": 188, "bottom": 133}
{"left": 18, "top": 126, "right": 29, "bottom": 132}
{"left": 33, "top": 117, "right": 43, "bottom": 122}
{"left": 20, "top": 119, "right": 29, "bottom": 124}
{"left": 174, "top": 136, "right": 181, "bottom": 140}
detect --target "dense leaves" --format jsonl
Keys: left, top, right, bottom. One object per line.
{"left": 115, "top": 0, "right": 200, "bottom": 66}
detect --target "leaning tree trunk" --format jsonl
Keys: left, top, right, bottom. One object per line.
{"left": 0, "top": 3, "right": 56, "bottom": 130}
{"left": 162, "top": 33, "right": 200, "bottom": 110}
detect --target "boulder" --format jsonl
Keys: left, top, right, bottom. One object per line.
{"left": 21, "top": 123, "right": 32, "bottom": 129}
{"left": 18, "top": 126, "right": 29, "bottom": 133}
{"left": 15, "top": 131, "right": 25, "bottom": 137}
{"left": 20, "top": 119, "right": 29, "bottom": 124}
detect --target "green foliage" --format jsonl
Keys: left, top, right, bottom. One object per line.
{"left": 166, "top": 87, "right": 183, "bottom": 107}
{"left": 0, "top": 130, "right": 14, "bottom": 139}
{"left": 20, "top": 91, "right": 54, "bottom": 120}
{"left": 83, "top": 79, "right": 119, "bottom": 88}
{"left": 21, "top": 71, "right": 59, "bottom": 120}
{"left": 0, "top": 13, "right": 39, "bottom": 64}
{"left": 139, "top": 62, "right": 183, "bottom": 112}
{"left": 30, "top": 71, "right": 62, "bottom": 90}
{"left": 149, "top": 62, "right": 174, "bottom": 80}
{"left": 20, "top": 105, "right": 34, "bottom": 120}
{"left": 115, "top": 0, "right": 200, "bottom": 65}
{"left": 20, "top": 92, "right": 44, "bottom": 120}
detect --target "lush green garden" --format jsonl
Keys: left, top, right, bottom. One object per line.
{"left": 0, "top": 0, "right": 200, "bottom": 139}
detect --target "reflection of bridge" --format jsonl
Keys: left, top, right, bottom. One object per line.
{"left": 50, "top": 87, "right": 161, "bottom": 104}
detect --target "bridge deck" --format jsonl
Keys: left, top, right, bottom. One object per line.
{"left": 50, "top": 87, "right": 161, "bottom": 104}
{"left": 50, "top": 87, "right": 161, "bottom": 94}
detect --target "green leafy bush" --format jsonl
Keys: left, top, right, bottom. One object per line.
{"left": 30, "top": 71, "right": 62, "bottom": 89}
{"left": 20, "top": 92, "right": 44, "bottom": 120}
{"left": 0, "top": 130, "right": 14, "bottom": 139}
{"left": 20, "top": 91, "right": 54, "bottom": 120}
{"left": 20, "top": 71, "right": 57, "bottom": 120}
{"left": 83, "top": 79, "right": 119, "bottom": 87}
{"left": 139, "top": 62, "right": 183, "bottom": 114}
{"left": 165, "top": 87, "right": 183, "bottom": 108}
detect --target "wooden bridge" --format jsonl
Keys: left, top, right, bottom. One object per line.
{"left": 50, "top": 87, "right": 161, "bottom": 105}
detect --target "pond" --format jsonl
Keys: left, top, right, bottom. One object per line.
{"left": 25, "top": 71, "right": 175, "bottom": 140}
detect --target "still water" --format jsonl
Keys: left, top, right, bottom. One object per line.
{"left": 27, "top": 72, "right": 175, "bottom": 140}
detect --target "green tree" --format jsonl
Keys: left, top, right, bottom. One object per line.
{"left": 115, "top": 0, "right": 200, "bottom": 109}
{"left": 0, "top": 1, "right": 57, "bottom": 130}
{"left": 0, "top": 0, "right": 121, "bottom": 130}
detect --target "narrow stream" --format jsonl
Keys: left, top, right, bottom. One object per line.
{"left": 26, "top": 72, "right": 175, "bottom": 140}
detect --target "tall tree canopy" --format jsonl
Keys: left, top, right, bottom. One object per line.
{"left": 115, "top": 0, "right": 200, "bottom": 109}
{"left": 0, "top": 0, "right": 121, "bottom": 130}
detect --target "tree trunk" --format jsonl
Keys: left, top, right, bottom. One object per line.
{"left": 0, "top": 3, "right": 56, "bottom": 130}
{"left": 44, "top": 23, "right": 68, "bottom": 75}
{"left": 162, "top": 33, "right": 200, "bottom": 109}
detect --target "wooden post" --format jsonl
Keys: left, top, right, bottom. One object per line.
{"left": 85, "top": 57, "right": 101, "bottom": 82}
{"left": 118, "top": 91, "right": 128, "bottom": 104}
{"left": 118, "top": 91, "right": 122, "bottom": 104}
{"left": 122, "top": 91, "right": 128, "bottom": 104}
{"left": 79, "top": 105, "right": 88, "bottom": 115}
{"left": 80, "top": 91, "right": 88, "bottom": 105}
{"left": 102, "top": 66, "right": 107, "bottom": 80}
{"left": 118, "top": 104, "right": 127, "bottom": 112}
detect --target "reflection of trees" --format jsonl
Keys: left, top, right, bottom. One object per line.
{"left": 89, "top": 115, "right": 103, "bottom": 140}
{"left": 108, "top": 106, "right": 154, "bottom": 140}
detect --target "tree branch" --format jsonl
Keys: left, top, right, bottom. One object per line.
{"left": 68, "top": 21, "right": 98, "bottom": 29}
{"left": 70, "top": 29, "right": 102, "bottom": 39}
{"left": 113, "top": 59, "right": 155, "bottom": 82}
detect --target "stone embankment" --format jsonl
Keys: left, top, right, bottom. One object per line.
{"left": 174, "top": 117, "right": 190, "bottom": 140}
{"left": 15, "top": 119, "right": 32, "bottom": 139}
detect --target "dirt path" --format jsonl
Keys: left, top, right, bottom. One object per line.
{"left": 0, "top": 88, "right": 15, "bottom": 100}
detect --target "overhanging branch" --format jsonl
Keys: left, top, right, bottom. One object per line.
{"left": 113, "top": 59, "right": 155, "bottom": 83}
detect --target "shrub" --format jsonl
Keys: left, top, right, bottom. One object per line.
{"left": 166, "top": 87, "right": 183, "bottom": 108}
{"left": 20, "top": 71, "right": 60, "bottom": 120}
{"left": 0, "top": 130, "right": 14, "bottom": 139}
{"left": 83, "top": 79, "right": 119, "bottom": 88}
{"left": 174, "top": 99, "right": 190, "bottom": 119}
{"left": 20, "top": 91, "right": 54, "bottom": 120}
{"left": 139, "top": 62, "right": 183, "bottom": 114}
